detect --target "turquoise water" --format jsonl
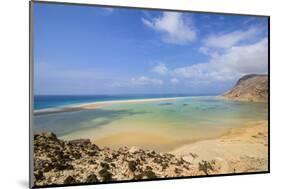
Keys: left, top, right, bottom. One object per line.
{"left": 33, "top": 96, "right": 268, "bottom": 151}
{"left": 34, "top": 94, "right": 193, "bottom": 110}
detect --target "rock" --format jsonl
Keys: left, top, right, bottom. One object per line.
{"left": 198, "top": 160, "right": 214, "bottom": 175}
{"left": 88, "top": 160, "right": 96, "bottom": 164}
{"left": 43, "top": 132, "right": 58, "bottom": 140}
{"left": 174, "top": 168, "right": 182, "bottom": 174}
{"left": 112, "top": 152, "right": 119, "bottom": 159}
{"left": 34, "top": 170, "right": 44, "bottom": 180}
{"left": 147, "top": 150, "right": 156, "bottom": 157}
{"left": 161, "top": 163, "right": 169, "bottom": 170}
{"left": 153, "top": 157, "right": 162, "bottom": 164}
{"left": 86, "top": 174, "right": 99, "bottom": 183}
{"left": 63, "top": 176, "right": 77, "bottom": 184}
{"left": 69, "top": 139, "right": 91, "bottom": 146}
{"left": 110, "top": 163, "right": 116, "bottom": 168}
{"left": 128, "top": 161, "right": 137, "bottom": 172}
{"left": 139, "top": 170, "right": 157, "bottom": 179}
{"left": 104, "top": 157, "right": 112, "bottom": 162}
{"left": 33, "top": 132, "right": 197, "bottom": 186}
{"left": 98, "top": 168, "right": 113, "bottom": 182}
{"left": 34, "top": 159, "right": 53, "bottom": 172}
{"left": 143, "top": 170, "right": 157, "bottom": 179}
{"left": 128, "top": 146, "right": 140, "bottom": 154}
{"left": 54, "top": 162, "right": 73, "bottom": 171}
{"left": 87, "top": 150, "right": 98, "bottom": 156}
{"left": 100, "top": 162, "right": 110, "bottom": 169}
{"left": 72, "top": 152, "right": 81, "bottom": 159}
{"left": 145, "top": 166, "right": 152, "bottom": 171}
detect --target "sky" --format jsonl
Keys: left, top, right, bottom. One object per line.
{"left": 33, "top": 3, "right": 268, "bottom": 95}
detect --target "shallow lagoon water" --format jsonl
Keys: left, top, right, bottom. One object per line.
{"left": 33, "top": 96, "right": 268, "bottom": 151}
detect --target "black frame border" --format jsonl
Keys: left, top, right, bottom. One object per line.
{"left": 29, "top": 0, "right": 270, "bottom": 188}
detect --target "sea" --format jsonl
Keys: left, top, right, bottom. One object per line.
{"left": 33, "top": 95, "right": 268, "bottom": 151}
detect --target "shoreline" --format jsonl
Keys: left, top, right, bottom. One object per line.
{"left": 61, "top": 128, "right": 230, "bottom": 153}
{"left": 218, "top": 95, "right": 268, "bottom": 103}
{"left": 62, "top": 119, "right": 267, "bottom": 154}
{"left": 33, "top": 96, "right": 188, "bottom": 115}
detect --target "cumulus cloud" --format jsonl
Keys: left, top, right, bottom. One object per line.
{"left": 131, "top": 76, "right": 163, "bottom": 86}
{"left": 203, "top": 28, "right": 259, "bottom": 49}
{"left": 151, "top": 63, "right": 168, "bottom": 75}
{"left": 142, "top": 12, "right": 197, "bottom": 44}
{"left": 215, "top": 38, "right": 268, "bottom": 74}
{"left": 173, "top": 38, "right": 268, "bottom": 82}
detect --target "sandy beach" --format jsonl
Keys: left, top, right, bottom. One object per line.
{"left": 171, "top": 120, "right": 268, "bottom": 174}
{"left": 83, "top": 119, "right": 269, "bottom": 173}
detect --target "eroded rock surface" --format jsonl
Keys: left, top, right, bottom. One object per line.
{"left": 33, "top": 132, "right": 210, "bottom": 186}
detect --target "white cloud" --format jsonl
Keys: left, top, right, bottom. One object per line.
{"left": 151, "top": 63, "right": 168, "bottom": 75}
{"left": 215, "top": 38, "right": 268, "bottom": 74}
{"left": 173, "top": 38, "right": 268, "bottom": 83}
{"left": 199, "top": 46, "right": 209, "bottom": 55}
{"left": 142, "top": 12, "right": 197, "bottom": 44}
{"left": 170, "top": 78, "right": 179, "bottom": 84}
{"left": 203, "top": 28, "right": 259, "bottom": 49}
{"left": 131, "top": 76, "right": 163, "bottom": 86}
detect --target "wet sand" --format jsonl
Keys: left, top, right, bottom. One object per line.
{"left": 93, "top": 131, "right": 181, "bottom": 152}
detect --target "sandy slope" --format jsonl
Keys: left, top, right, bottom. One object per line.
{"left": 171, "top": 120, "right": 268, "bottom": 174}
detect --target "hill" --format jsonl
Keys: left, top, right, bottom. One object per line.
{"left": 222, "top": 74, "right": 268, "bottom": 102}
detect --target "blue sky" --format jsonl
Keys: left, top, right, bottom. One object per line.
{"left": 34, "top": 3, "right": 268, "bottom": 95}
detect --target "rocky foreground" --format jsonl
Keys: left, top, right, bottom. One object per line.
{"left": 223, "top": 74, "right": 268, "bottom": 102}
{"left": 33, "top": 132, "right": 222, "bottom": 186}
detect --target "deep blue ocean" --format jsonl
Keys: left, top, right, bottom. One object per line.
{"left": 34, "top": 94, "right": 207, "bottom": 110}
